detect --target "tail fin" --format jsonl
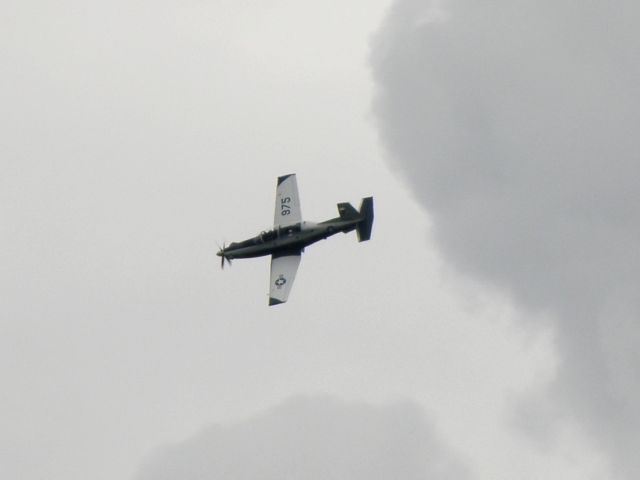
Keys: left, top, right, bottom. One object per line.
{"left": 337, "top": 197, "right": 374, "bottom": 242}
{"left": 356, "top": 197, "right": 374, "bottom": 242}
{"left": 337, "top": 202, "right": 360, "bottom": 220}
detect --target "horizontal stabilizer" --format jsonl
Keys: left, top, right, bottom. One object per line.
{"left": 337, "top": 202, "right": 360, "bottom": 220}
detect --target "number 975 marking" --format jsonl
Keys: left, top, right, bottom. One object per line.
{"left": 281, "top": 197, "right": 291, "bottom": 216}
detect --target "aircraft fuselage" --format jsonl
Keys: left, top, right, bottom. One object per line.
{"left": 218, "top": 218, "right": 357, "bottom": 260}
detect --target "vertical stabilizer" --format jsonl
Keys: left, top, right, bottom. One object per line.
{"left": 356, "top": 197, "right": 374, "bottom": 242}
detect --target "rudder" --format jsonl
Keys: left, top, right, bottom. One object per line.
{"left": 356, "top": 197, "right": 374, "bottom": 242}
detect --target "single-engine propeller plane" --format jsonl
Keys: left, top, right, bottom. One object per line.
{"left": 217, "top": 174, "right": 374, "bottom": 306}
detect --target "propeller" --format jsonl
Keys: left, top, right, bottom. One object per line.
{"left": 217, "top": 242, "right": 232, "bottom": 270}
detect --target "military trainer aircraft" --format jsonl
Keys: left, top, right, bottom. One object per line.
{"left": 217, "top": 174, "right": 374, "bottom": 306}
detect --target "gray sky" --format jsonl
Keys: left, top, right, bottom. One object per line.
{"left": 134, "top": 396, "right": 470, "bottom": 480}
{"left": 2, "top": 1, "right": 633, "bottom": 479}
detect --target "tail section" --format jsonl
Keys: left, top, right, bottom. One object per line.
{"left": 337, "top": 202, "right": 360, "bottom": 221}
{"left": 356, "top": 197, "right": 374, "bottom": 242}
{"left": 337, "top": 197, "right": 374, "bottom": 242}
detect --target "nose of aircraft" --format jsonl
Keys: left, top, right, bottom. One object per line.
{"left": 217, "top": 245, "right": 232, "bottom": 269}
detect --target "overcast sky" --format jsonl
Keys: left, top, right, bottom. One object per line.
{"left": 2, "top": 1, "right": 636, "bottom": 479}
{"left": 372, "top": 0, "right": 640, "bottom": 478}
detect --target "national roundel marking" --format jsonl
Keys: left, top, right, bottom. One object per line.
{"left": 275, "top": 275, "right": 287, "bottom": 288}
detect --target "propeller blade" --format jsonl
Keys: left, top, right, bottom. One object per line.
{"left": 219, "top": 242, "right": 231, "bottom": 270}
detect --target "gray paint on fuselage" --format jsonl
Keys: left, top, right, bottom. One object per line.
{"left": 218, "top": 218, "right": 358, "bottom": 260}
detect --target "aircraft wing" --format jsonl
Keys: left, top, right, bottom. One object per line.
{"left": 274, "top": 174, "right": 302, "bottom": 228}
{"left": 269, "top": 251, "right": 301, "bottom": 306}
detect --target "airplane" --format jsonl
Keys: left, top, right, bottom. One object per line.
{"left": 217, "top": 174, "right": 374, "bottom": 306}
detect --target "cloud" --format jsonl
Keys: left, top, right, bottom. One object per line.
{"left": 133, "top": 396, "right": 469, "bottom": 480}
{"left": 370, "top": 0, "right": 640, "bottom": 477}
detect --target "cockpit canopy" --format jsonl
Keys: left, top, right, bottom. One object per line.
{"left": 260, "top": 229, "right": 277, "bottom": 242}
{"left": 259, "top": 223, "right": 302, "bottom": 243}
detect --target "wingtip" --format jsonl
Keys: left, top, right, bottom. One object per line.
{"left": 269, "top": 297, "right": 285, "bottom": 306}
{"left": 277, "top": 173, "right": 295, "bottom": 185}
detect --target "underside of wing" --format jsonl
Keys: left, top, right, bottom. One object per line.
{"left": 269, "top": 251, "right": 301, "bottom": 306}
{"left": 274, "top": 174, "right": 302, "bottom": 228}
